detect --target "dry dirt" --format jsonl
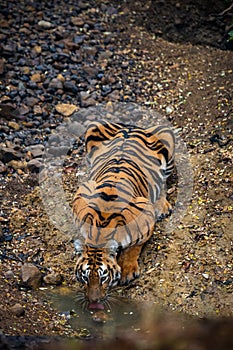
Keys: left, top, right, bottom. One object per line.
{"left": 0, "top": 0, "right": 233, "bottom": 348}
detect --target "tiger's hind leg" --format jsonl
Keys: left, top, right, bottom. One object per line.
{"left": 118, "top": 244, "right": 143, "bottom": 285}
{"left": 154, "top": 190, "right": 172, "bottom": 221}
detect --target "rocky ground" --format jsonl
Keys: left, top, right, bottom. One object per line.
{"left": 0, "top": 0, "right": 233, "bottom": 349}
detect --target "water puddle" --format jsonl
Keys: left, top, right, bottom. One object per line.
{"left": 42, "top": 286, "right": 193, "bottom": 342}
{"left": 44, "top": 286, "right": 146, "bottom": 340}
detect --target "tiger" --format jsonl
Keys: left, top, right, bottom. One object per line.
{"left": 72, "top": 120, "right": 175, "bottom": 307}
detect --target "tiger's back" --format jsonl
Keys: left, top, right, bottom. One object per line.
{"left": 73, "top": 120, "right": 175, "bottom": 305}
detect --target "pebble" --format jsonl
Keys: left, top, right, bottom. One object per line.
{"left": 24, "top": 97, "right": 39, "bottom": 107}
{"left": 63, "top": 81, "right": 79, "bottom": 94}
{"left": 27, "top": 159, "right": 43, "bottom": 173}
{"left": 26, "top": 144, "right": 44, "bottom": 158}
{"left": 68, "top": 121, "right": 85, "bottom": 136}
{"left": 10, "top": 303, "right": 25, "bottom": 317}
{"left": 8, "top": 121, "right": 20, "bottom": 131}
{"left": 43, "top": 272, "right": 63, "bottom": 285}
{"left": 55, "top": 103, "right": 78, "bottom": 117}
{"left": 7, "top": 160, "right": 26, "bottom": 170}
{"left": 48, "top": 78, "right": 63, "bottom": 90}
{"left": 80, "top": 92, "right": 96, "bottom": 107}
{"left": 33, "top": 105, "right": 43, "bottom": 115}
{"left": 108, "top": 89, "right": 121, "bottom": 101}
{"left": 30, "top": 73, "right": 42, "bottom": 83}
{"left": 71, "top": 17, "right": 84, "bottom": 27}
{"left": 0, "top": 146, "right": 23, "bottom": 163}
{"left": 202, "top": 273, "right": 209, "bottom": 280}
{"left": 38, "top": 20, "right": 53, "bottom": 29}
{"left": 21, "top": 263, "right": 42, "bottom": 289}
{"left": 5, "top": 270, "right": 14, "bottom": 279}
{"left": 74, "top": 35, "right": 86, "bottom": 44}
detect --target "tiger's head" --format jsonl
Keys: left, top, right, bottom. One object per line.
{"left": 74, "top": 239, "right": 121, "bottom": 307}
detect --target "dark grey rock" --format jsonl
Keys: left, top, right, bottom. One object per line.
{"left": 27, "top": 158, "right": 43, "bottom": 173}
{"left": 0, "top": 146, "right": 23, "bottom": 163}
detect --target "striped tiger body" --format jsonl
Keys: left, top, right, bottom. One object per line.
{"left": 73, "top": 120, "right": 175, "bottom": 305}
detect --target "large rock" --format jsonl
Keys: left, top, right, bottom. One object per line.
{"left": 0, "top": 146, "right": 23, "bottom": 163}
{"left": 21, "top": 263, "right": 42, "bottom": 289}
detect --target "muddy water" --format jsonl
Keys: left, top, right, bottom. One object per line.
{"left": 44, "top": 286, "right": 191, "bottom": 341}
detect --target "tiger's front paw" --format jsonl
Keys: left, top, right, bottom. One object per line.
{"left": 120, "top": 261, "right": 140, "bottom": 285}
{"left": 155, "top": 196, "right": 172, "bottom": 221}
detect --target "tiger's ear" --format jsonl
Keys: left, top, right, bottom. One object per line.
{"left": 74, "top": 239, "right": 84, "bottom": 256}
{"left": 105, "top": 239, "right": 118, "bottom": 258}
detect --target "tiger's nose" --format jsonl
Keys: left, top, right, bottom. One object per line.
{"left": 87, "top": 286, "right": 103, "bottom": 303}
{"left": 87, "top": 289, "right": 105, "bottom": 309}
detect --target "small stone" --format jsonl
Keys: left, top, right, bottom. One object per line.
{"left": 21, "top": 66, "right": 30, "bottom": 75}
{"left": 24, "top": 97, "right": 39, "bottom": 107}
{"left": 10, "top": 303, "right": 25, "bottom": 317}
{"left": 57, "top": 74, "right": 65, "bottom": 82}
{"left": 26, "top": 144, "right": 44, "bottom": 158}
{"left": 101, "top": 85, "right": 112, "bottom": 96}
{"left": 202, "top": 273, "right": 209, "bottom": 279}
{"left": 63, "top": 81, "right": 78, "bottom": 94}
{"left": 38, "top": 20, "right": 53, "bottom": 29}
{"left": 108, "top": 89, "right": 121, "bottom": 101}
{"left": 48, "top": 78, "right": 63, "bottom": 90}
{"left": 33, "top": 105, "right": 43, "bottom": 115}
{"left": 32, "top": 45, "right": 42, "bottom": 54}
{"left": 8, "top": 121, "right": 20, "bottom": 130}
{"left": 21, "top": 263, "right": 42, "bottom": 289}
{"left": 68, "top": 121, "right": 85, "bottom": 136}
{"left": 22, "top": 121, "right": 35, "bottom": 128}
{"left": 55, "top": 103, "right": 78, "bottom": 117}
{"left": 0, "top": 146, "right": 23, "bottom": 163}
{"left": 83, "top": 65, "right": 99, "bottom": 78}
{"left": 175, "top": 18, "right": 182, "bottom": 26}
{"left": 71, "top": 17, "right": 84, "bottom": 26}
{"left": 83, "top": 46, "right": 97, "bottom": 57}
{"left": 27, "top": 159, "right": 43, "bottom": 173}
{"left": 0, "top": 103, "right": 19, "bottom": 119}
{"left": 74, "top": 35, "right": 85, "bottom": 44}
{"left": 19, "top": 104, "right": 30, "bottom": 115}
{"left": 78, "top": 1, "right": 90, "bottom": 9}
{"left": 80, "top": 92, "right": 96, "bottom": 107}
{"left": 98, "top": 50, "right": 113, "bottom": 61}
{"left": 43, "top": 272, "right": 63, "bottom": 285}
{"left": 165, "top": 106, "right": 174, "bottom": 114}
{"left": 5, "top": 270, "right": 14, "bottom": 278}
{"left": 31, "top": 73, "right": 42, "bottom": 83}
{"left": 121, "top": 61, "right": 129, "bottom": 69}
{"left": 7, "top": 160, "right": 27, "bottom": 170}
